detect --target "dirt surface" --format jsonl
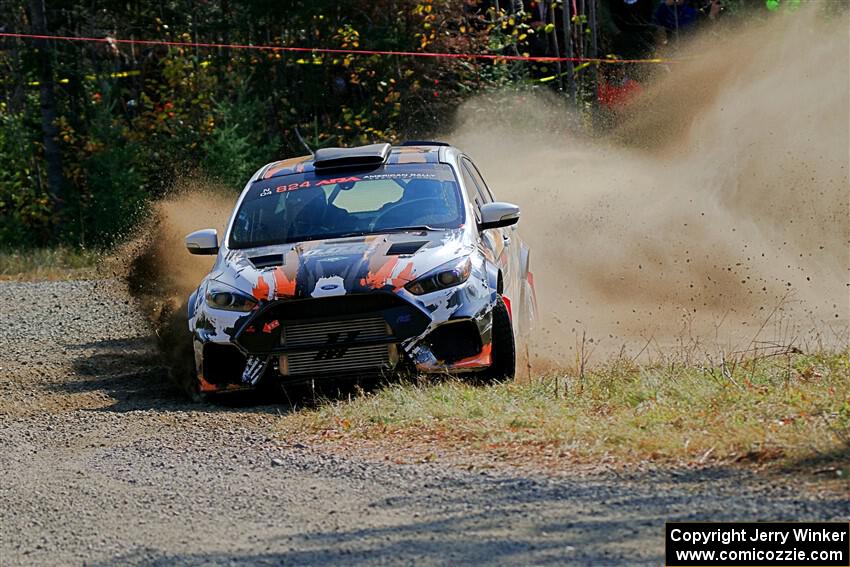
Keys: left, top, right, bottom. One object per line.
{"left": 0, "top": 279, "right": 847, "bottom": 566}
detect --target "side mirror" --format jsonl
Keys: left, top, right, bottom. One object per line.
{"left": 478, "top": 202, "right": 520, "bottom": 231}
{"left": 185, "top": 229, "right": 219, "bottom": 255}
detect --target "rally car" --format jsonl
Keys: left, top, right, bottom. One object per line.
{"left": 183, "top": 141, "right": 536, "bottom": 395}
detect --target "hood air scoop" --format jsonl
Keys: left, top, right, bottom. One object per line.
{"left": 386, "top": 241, "right": 428, "bottom": 256}
{"left": 248, "top": 254, "right": 285, "bottom": 269}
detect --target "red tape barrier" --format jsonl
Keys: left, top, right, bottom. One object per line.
{"left": 0, "top": 32, "right": 672, "bottom": 65}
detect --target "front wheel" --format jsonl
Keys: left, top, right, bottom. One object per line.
{"left": 481, "top": 297, "right": 516, "bottom": 381}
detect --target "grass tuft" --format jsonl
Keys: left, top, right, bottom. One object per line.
{"left": 280, "top": 350, "right": 850, "bottom": 476}
{"left": 0, "top": 247, "right": 102, "bottom": 281}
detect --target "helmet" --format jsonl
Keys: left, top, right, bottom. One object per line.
{"left": 400, "top": 179, "right": 445, "bottom": 203}
{"left": 285, "top": 188, "right": 327, "bottom": 234}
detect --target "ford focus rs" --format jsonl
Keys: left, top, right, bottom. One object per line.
{"left": 184, "top": 141, "right": 536, "bottom": 396}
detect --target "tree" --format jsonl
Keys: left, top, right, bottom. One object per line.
{"left": 28, "top": 0, "right": 64, "bottom": 222}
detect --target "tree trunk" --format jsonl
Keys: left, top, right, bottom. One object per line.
{"left": 546, "top": 0, "right": 563, "bottom": 92}
{"left": 588, "top": 0, "right": 600, "bottom": 117}
{"left": 561, "top": 0, "right": 577, "bottom": 103}
{"left": 28, "top": 0, "right": 64, "bottom": 220}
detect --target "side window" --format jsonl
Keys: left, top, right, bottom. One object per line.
{"left": 463, "top": 158, "right": 494, "bottom": 203}
{"left": 460, "top": 164, "right": 482, "bottom": 222}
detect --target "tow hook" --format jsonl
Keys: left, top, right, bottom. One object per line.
{"left": 241, "top": 356, "right": 269, "bottom": 385}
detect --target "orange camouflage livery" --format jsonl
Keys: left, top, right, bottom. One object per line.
{"left": 360, "top": 256, "right": 400, "bottom": 288}
{"left": 273, "top": 266, "right": 297, "bottom": 298}
{"left": 252, "top": 275, "right": 270, "bottom": 301}
{"left": 450, "top": 343, "right": 492, "bottom": 369}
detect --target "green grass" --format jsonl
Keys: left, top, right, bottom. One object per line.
{"left": 281, "top": 351, "right": 850, "bottom": 475}
{"left": 0, "top": 247, "right": 102, "bottom": 281}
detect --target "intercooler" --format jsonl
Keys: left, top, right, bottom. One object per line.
{"left": 278, "top": 317, "right": 397, "bottom": 376}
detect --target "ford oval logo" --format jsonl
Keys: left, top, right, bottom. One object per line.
{"left": 321, "top": 284, "right": 339, "bottom": 291}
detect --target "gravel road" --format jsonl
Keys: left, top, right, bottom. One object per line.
{"left": 0, "top": 279, "right": 847, "bottom": 566}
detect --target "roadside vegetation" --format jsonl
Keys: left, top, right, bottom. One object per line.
{"left": 280, "top": 350, "right": 850, "bottom": 479}
{"left": 0, "top": 247, "right": 101, "bottom": 280}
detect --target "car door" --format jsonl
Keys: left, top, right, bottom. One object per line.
{"left": 460, "top": 157, "right": 518, "bottom": 294}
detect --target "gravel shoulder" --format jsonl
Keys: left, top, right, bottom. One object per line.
{"left": 0, "top": 280, "right": 847, "bottom": 566}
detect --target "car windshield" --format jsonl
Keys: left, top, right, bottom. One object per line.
{"left": 229, "top": 163, "right": 464, "bottom": 249}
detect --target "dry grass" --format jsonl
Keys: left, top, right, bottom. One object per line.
{"left": 0, "top": 247, "right": 102, "bottom": 281}
{"left": 280, "top": 350, "right": 850, "bottom": 477}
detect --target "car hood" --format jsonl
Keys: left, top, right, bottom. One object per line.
{"left": 210, "top": 229, "right": 473, "bottom": 301}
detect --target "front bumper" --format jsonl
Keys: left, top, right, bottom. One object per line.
{"left": 192, "top": 278, "right": 496, "bottom": 390}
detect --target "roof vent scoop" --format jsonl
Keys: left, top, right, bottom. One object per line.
{"left": 313, "top": 143, "right": 391, "bottom": 170}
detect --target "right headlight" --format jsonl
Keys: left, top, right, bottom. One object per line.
{"left": 405, "top": 257, "right": 472, "bottom": 295}
{"left": 205, "top": 284, "right": 257, "bottom": 312}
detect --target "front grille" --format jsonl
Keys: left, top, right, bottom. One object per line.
{"left": 282, "top": 344, "right": 393, "bottom": 376}
{"left": 283, "top": 317, "right": 389, "bottom": 348}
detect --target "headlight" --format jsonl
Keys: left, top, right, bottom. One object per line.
{"left": 205, "top": 285, "right": 257, "bottom": 312}
{"left": 405, "top": 257, "right": 472, "bottom": 295}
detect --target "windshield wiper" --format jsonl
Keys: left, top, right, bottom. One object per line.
{"left": 324, "top": 227, "right": 441, "bottom": 239}
{"left": 328, "top": 230, "right": 371, "bottom": 239}
{"left": 379, "top": 225, "right": 444, "bottom": 233}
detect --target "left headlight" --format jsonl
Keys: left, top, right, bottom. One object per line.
{"left": 205, "top": 285, "right": 257, "bottom": 312}
{"left": 405, "top": 257, "right": 472, "bottom": 295}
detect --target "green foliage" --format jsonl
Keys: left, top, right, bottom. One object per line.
{"left": 51, "top": 94, "right": 148, "bottom": 247}
{"left": 202, "top": 93, "right": 279, "bottom": 189}
{"left": 76, "top": 125, "right": 147, "bottom": 247}
{"left": 0, "top": 104, "right": 51, "bottom": 246}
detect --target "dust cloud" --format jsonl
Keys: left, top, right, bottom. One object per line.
{"left": 449, "top": 8, "right": 849, "bottom": 363}
{"left": 123, "top": 186, "right": 232, "bottom": 305}
{"left": 112, "top": 180, "right": 233, "bottom": 392}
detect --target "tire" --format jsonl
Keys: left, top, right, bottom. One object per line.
{"left": 182, "top": 372, "right": 206, "bottom": 403}
{"left": 175, "top": 350, "right": 205, "bottom": 402}
{"left": 157, "top": 300, "right": 205, "bottom": 402}
{"left": 517, "top": 255, "right": 537, "bottom": 341}
{"left": 481, "top": 296, "right": 516, "bottom": 381}
{"left": 517, "top": 279, "right": 531, "bottom": 340}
